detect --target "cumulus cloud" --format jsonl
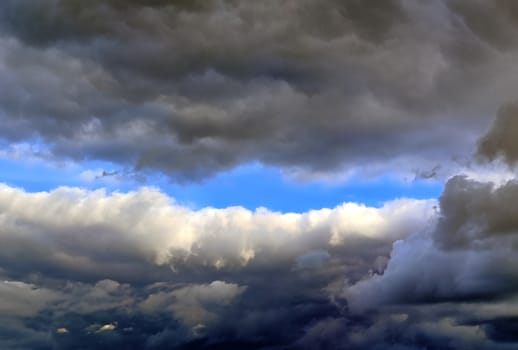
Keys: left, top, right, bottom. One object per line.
{"left": 344, "top": 174, "right": 518, "bottom": 348}
{"left": 0, "top": 183, "right": 434, "bottom": 283}
{"left": 0, "top": 182, "right": 435, "bottom": 349}
{"left": 3, "top": 176, "right": 510, "bottom": 347}
{"left": 3, "top": 1, "right": 518, "bottom": 349}
{"left": 1, "top": 172, "right": 517, "bottom": 348}
{"left": 347, "top": 175, "right": 518, "bottom": 303}
{"left": 0, "top": 1, "right": 517, "bottom": 180}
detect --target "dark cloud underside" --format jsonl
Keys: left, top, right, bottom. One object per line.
{"left": 478, "top": 102, "right": 518, "bottom": 166}
{"left": 0, "top": 0, "right": 518, "bottom": 179}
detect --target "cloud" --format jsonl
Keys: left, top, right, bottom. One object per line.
{"left": 5, "top": 176, "right": 518, "bottom": 348}
{"left": 478, "top": 101, "right": 518, "bottom": 166}
{"left": 434, "top": 176, "right": 518, "bottom": 249}
{"left": 2, "top": 1, "right": 518, "bottom": 348}
{"left": 0, "top": 1, "right": 517, "bottom": 180}
{"left": 141, "top": 281, "right": 246, "bottom": 328}
{"left": 0, "top": 182, "right": 436, "bottom": 349}
{"left": 0, "top": 178, "right": 516, "bottom": 347}
{"left": 347, "top": 175, "right": 518, "bottom": 307}
{"left": 0, "top": 280, "right": 61, "bottom": 317}
{"left": 344, "top": 174, "right": 518, "bottom": 348}
{"left": 96, "top": 324, "right": 116, "bottom": 333}
{"left": 0, "top": 183, "right": 434, "bottom": 283}
{"left": 294, "top": 249, "right": 331, "bottom": 270}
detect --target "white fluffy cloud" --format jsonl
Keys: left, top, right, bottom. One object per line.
{"left": 0, "top": 183, "right": 435, "bottom": 282}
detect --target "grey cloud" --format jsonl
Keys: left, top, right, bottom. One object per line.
{"left": 0, "top": 1, "right": 517, "bottom": 180}
{"left": 0, "top": 281, "right": 61, "bottom": 317}
{"left": 448, "top": 0, "right": 518, "bottom": 50}
{"left": 140, "top": 281, "right": 246, "bottom": 327}
{"left": 347, "top": 176, "right": 518, "bottom": 309}
{"left": 435, "top": 176, "right": 518, "bottom": 249}
{"left": 478, "top": 102, "right": 518, "bottom": 166}
{"left": 0, "top": 318, "right": 51, "bottom": 350}
{"left": 294, "top": 249, "right": 331, "bottom": 270}
{"left": 345, "top": 234, "right": 514, "bottom": 310}
{"left": 344, "top": 174, "right": 518, "bottom": 349}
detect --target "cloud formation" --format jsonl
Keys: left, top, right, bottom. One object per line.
{"left": 345, "top": 175, "right": 518, "bottom": 348}
{"left": 478, "top": 101, "right": 518, "bottom": 166}
{"left": 2, "top": 1, "right": 518, "bottom": 349}
{"left": 1, "top": 175, "right": 517, "bottom": 348}
{"left": 0, "top": 182, "right": 435, "bottom": 349}
{"left": 1, "top": 1, "right": 518, "bottom": 180}
{"left": 0, "top": 183, "right": 432, "bottom": 281}
{"left": 2, "top": 171, "right": 518, "bottom": 348}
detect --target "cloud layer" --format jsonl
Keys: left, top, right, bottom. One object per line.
{"left": 2, "top": 176, "right": 518, "bottom": 349}
{"left": 3, "top": 1, "right": 518, "bottom": 349}
{"left": 0, "top": 183, "right": 436, "bottom": 349}
{"left": 2, "top": 1, "right": 518, "bottom": 180}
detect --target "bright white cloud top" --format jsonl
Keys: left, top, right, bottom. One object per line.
{"left": 0, "top": 184, "right": 434, "bottom": 278}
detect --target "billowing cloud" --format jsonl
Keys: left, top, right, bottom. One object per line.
{"left": 0, "top": 182, "right": 435, "bottom": 349}
{"left": 345, "top": 174, "right": 518, "bottom": 348}
{"left": 0, "top": 175, "right": 510, "bottom": 348}
{"left": 0, "top": 183, "right": 433, "bottom": 282}
{"left": 3, "top": 1, "right": 518, "bottom": 349}
{"left": 0, "top": 1, "right": 518, "bottom": 180}
{"left": 435, "top": 176, "right": 518, "bottom": 249}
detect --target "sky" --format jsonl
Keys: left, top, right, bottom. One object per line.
{"left": 1, "top": 1, "right": 518, "bottom": 349}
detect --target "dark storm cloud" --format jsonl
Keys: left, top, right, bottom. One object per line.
{"left": 347, "top": 176, "right": 518, "bottom": 306}
{"left": 435, "top": 176, "right": 518, "bottom": 249}
{"left": 478, "top": 102, "right": 518, "bottom": 166}
{"left": 345, "top": 174, "right": 518, "bottom": 349}
{"left": 339, "top": 82, "right": 518, "bottom": 336}
{"left": 448, "top": 0, "right": 518, "bottom": 49}
{"left": 0, "top": 0, "right": 517, "bottom": 179}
